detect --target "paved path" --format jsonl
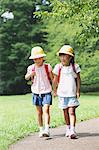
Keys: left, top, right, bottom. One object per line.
{"left": 9, "top": 118, "right": 99, "bottom": 150}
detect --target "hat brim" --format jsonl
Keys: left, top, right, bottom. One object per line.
{"left": 29, "top": 54, "right": 46, "bottom": 59}
{"left": 57, "top": 52, "right": 74, "bottom": 57}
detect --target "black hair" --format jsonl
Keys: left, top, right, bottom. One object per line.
{"left": 70, "top": 52, "right": 75, "bottom": 65}
{"left": 70, "top": 56, "right": 75, "bottom": 64}
{"left": 59, "top": 53, "right": 66, "bottom": 56}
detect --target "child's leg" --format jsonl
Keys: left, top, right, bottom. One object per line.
{"left": 63, "top": 108, "right": 70, "bottom": 126}
{"left": 63, "top": 108, "right": 70, "bottom": 137}
{"left": 68, "top": 107, "right": 76, "bottom": 127}
{"left": 68, "top": 107, "right": 77, "bottom": 138}
{"left": 43, "top": 104, "right": 50, "bottom": 131}
{"left": 36, "top": 106, "right": 43, "bottom": 129}
{"left": 42, "top": 93, "right": 52, "bottom": 137}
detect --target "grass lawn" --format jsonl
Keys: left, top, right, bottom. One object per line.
{"left": 0, "top": 93, "right": 99, "bottom": 150}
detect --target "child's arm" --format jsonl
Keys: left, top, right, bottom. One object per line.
{"left": 25, "top": 67, "right": 35, "bottom": 80}
{"left": 25, "top": 65, "right": 36, "bottom": 81}
{"left": 25, "top": 71, "right": 35, "bottom": 80}
{"left": 49, "top": 71, "right": 54, "bottom": 82}
{"left": 76, "top": 72, "right": 81, "bottom": 99}
{"left": 53, "top": 74, "right": 58, "bottom": 97}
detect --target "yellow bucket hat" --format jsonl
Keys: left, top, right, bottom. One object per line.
{"left": 29, "top": 46, "right": 46, "bottom": 59}
{"left": 57, "top": 45, "right": 74, "bottom": 57}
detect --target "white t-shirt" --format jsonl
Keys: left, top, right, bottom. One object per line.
{"left": 27, "top": 64, "right": 52, "bottom": 94}
{"left": 53, "top": 63, "right": 81, "bottom": 97}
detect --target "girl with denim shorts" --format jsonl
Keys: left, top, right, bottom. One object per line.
{"left": 25, "top": 46, "right": 53, "bottom": 137}
{"left": 53, "top": 45, "right": 81, "bottom": 139}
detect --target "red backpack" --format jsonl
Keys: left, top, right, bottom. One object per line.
{"left": 58, "top": 64, "right": 76, "bottom": 83}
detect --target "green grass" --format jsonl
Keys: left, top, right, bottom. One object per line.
{"left": 0, "top": 93, "right": 99, "bottom": 150}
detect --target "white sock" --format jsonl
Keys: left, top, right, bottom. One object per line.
{"left": 45, "top": 124, "right": 49, "bottom": 131}
{"left": 39, "top": 126, "right": 43, "bottom": 132}
{"left": 66, "top": 125, "right": 70, "bottom": 130}
{"left": 71, "top": 126, "right": 75, "bottom": 131}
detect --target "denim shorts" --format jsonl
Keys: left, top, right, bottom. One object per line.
{"left": 32, "top": 92, "right": 52, "bottom": 106}
{"left": 58, "top": 96, "right": 80, "bottom": 109}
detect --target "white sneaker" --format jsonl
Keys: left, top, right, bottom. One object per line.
{"left": 65, "top": 129, "right": 70, "bottom": 137}
{"left": 69, "top": 130, "right": 77, "bottom": 139}
{"left": 42, "top": 130, "right": 50, "bottom": 137}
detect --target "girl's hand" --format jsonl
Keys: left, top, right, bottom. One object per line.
{"left": 76, "top": 92, "right": 80, "bottom": 99}
{"left": 30, "top": 71, "right": 36, "bottom": 80}
{"left": 31, "top": 71, "right": 36, "bottom": 77}
{"left": 25, "top": 71, "right": 36, "bottom": 80}
{"left": 53, "top": 91, "right": 57, "bottom": 97}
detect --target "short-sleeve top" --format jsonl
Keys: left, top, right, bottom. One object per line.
{"left": 27, "top": 63, "right": 52, "bottom": 94}
{"left": 53, "top": 63, "right": 81, "bottom": 97}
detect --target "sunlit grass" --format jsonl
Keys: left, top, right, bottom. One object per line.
{"left": 0, "top": 93, "right": 99, "bottom": 150}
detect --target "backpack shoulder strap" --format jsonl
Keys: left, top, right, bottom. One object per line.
{"left": 32, "top": 64, "right": 35, "bottom": 72}
{"left": 71, "top": 63, "right": 76, "bottom": 73}
{"left": 58, "top": 64, "right": 62, "bottom": 83}
{"left": 71, "top": 63, "right": 77, "bottom": 85}
{"left": 57, "top": 64, "right": 77, "bottom": 83}
{"left": 44, "top": 64, "right": 50, "bottom": 82}
{"left": 31, "top": 64, "right": 35, "bottom": 82}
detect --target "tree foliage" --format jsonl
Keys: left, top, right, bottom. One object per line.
{"left": 39, "top": 0, "right": 99, "bottom": 91}
{"left": 0, "top": 0, "right": 47, "bottom": 95}
{"left": 0, "top": 0, "right": 98, "bottom": 94}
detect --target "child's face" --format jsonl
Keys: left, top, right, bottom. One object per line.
{"left": 33, "top": 57, "right": 44, "bottom": 66}
{"left": 59, "top": 54, "right": 72, "bottom": 66}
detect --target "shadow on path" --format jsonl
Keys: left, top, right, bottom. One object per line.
{"left": 78, "top": 132, "right": 99, "bottom": 138}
